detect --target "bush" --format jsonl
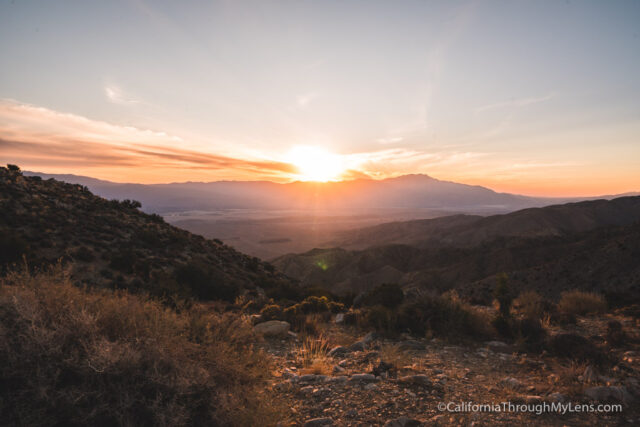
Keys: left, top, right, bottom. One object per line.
{"left": 493, "top": 273, "right": 513, "bottom": 317}
{"left": 361, "top": 293, "right": 492, "bottom": 340}
{"left": 0, "top": 268, "right": 282, "bottom": 426}
{"left": 260, "top": 304, "right": 283, "bottom": 321}
{"left": 557, "top": 290, "right": 607, "bottom": 316}
{"left": 513, "top": 290, "right": 554, "bottom": 320}
{"left": 547, "top": 333, "right": 607, "bottom": 365}
{"left": 364, "top": 283, "right": 404, "bottom": 309}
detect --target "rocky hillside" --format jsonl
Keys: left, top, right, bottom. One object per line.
{"left": 0, "top": 165, "right": 293, "bottom": 301}
{"left": 326, "top": 197, "right": 640, "bottom": 250}
{"left": 274, "top": 200, "right": 640, "bottom": 300}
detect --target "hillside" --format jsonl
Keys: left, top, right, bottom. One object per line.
{"left": 0, "top": 166, "right": 293, "bottom": 301}
{"left": 273, "top": 198, "right": 640, "bottom": 300}
{"left": 326, "top": 197, "right": 640, "bottom": 250}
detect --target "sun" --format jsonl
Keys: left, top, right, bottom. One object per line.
{"left": 287, "top": 146, "right": 345, "bottom": 182}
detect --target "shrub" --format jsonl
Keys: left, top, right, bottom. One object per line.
{"left": 364, "top": 283, "right": 404, "bottom": 309}
{"left": 0, "top": 268, "right": 282, "bottom": 426}
{"left": 557, "top": 290, "right": 607, "bottom": 316}
{"left": 493, "top": 273, "right": 513, "bottom": 317}
{"left": 7, "top": 164, "right": 21, "bottom": 172}
{"left": 513, "top": 290, "right": 554, "bottom": 320}
{"left": 547, "top": 333, "right": 607, "bottom": 365}
{"left": 328, "top": 301, "right": 345, "bottom": 313}
{"left": 260, "top": 304, "right": 283, "bottom": 321}
{"left": 363, "top": 305, "right": 396, "bottom": 332}
{"left": 298, "top": 295, "right": 330, "bottom": 314}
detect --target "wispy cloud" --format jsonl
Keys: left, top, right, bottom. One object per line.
{"left": 104, "top": 85, "right": 140, "bottom": 105}
{"left": 376, "top": 136, "right": 404, "bottom": 145}
{"left": 296, "top": 92, "right": 318, "bottom": 108}
{"left": 476, "top": 93, "right": 556, "bottom": 113}
{"left": 0, "top": 99, "right": 295, "bottom": 182}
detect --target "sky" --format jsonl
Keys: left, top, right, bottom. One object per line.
{"left": 1, "top": 0, "right": 639, "bottom": 196}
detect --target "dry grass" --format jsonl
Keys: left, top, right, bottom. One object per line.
{"left": 297, "top": 334, "right": 332, "bottom": 375}
{"left": 558, "top": 290, "right": 607, "bottom": 316}
{"left": 0, "top": 267, "right": 284, "bottom": 426}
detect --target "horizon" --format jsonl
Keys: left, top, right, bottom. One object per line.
{"left": 2, "top": 1, "right": 640, "bottom": 197}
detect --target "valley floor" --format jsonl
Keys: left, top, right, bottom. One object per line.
{"left": 261, "top": 314, "right": 640, "bottom": 426}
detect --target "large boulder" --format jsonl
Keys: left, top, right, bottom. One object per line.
{"left": 253, "top": 320, "right": 290, "bottom": 337}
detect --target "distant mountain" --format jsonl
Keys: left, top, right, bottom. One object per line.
{"left": 24, "top": 171, "right": 569, "bottom": 214}
{"left": 272, "top": 197, "right": 640, "bottom": 300}
{"left": 1, "top": 166, "right": 293, "bottom": 300}
{"left": 326, "top": 196, "right": 640, "bottom": 250}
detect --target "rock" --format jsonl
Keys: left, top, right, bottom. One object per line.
{"left": 584, "top": 386, "right": 634, "bottom": 404}
{"left": 332, "top": 365, "right": 345, "bottom": 374}
{"left": 384, "top": 416, "right": 422, "bottom": 427}
{"left": 348, "top": 373, "right": 378, "bottom": 383}
{"left": 349, "top": 341, "right": 366, "bottom": 352}
{"left": 253, "top": 320, "right": 290, "bottom": 337}
{"left": 327, "top": 375, "right": 348, "bottom": 384}
{"left": 364, "top": 383, "right": 378, "bottom": 391}
{"left": 299, "top": 374, "right": 328, "bottom": 384}
{"left": 345, "top": 409, "right": 358, "bottom": 418}
{"left": 547, "top": 392, "right": 566, "bottom": 403}
{"left": 398, "top": 374, "right": 431, "bottom": 387}
{"left": 287, "top": 330, "right": 298, "bottom": 339}
{"left": 371, "top": 361, "right": 394, "bottom": 377}
{"left": 328, "top": 346, "right": 349, "bottom": 357}
{"left": 361, "top": 331, "right": 378, "bottom": 344}
{"left": 397, "top": 340, "right": 426, "bottom": 351}
{"left": 485, "top": 341, "right": 511, "bottom": 353}
{"left": 335, "top": 313, "right": 345, "bottom": 324}
{"left": 500, "top": 377, "right": 522, "bottom": 389}
{"left": 303, "top": 417, "right": 333, "bottom": 427}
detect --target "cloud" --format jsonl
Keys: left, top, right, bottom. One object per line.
{"left": 296, "top": 92, "right": 318, "bottom": 108}
{"left": 104, "top": 85, "right": 140, "bottom": 105}
{"left": 376, "top": 136, "right": 404, "bottom": 145}
{"left": 476, "top": 93, "right": 556, "bottom": 113}
{"left": 0, "top": 99, "right": 296, "bottom": 182}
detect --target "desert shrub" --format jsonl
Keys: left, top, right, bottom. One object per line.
{"left": 174, "top": 261, "right": 238, "bottom": 302}
{"left": 547, "top": 333, "right": 607, "bottom": 365}
{"left": 514, "top": 290, "right": 554, "bottom": 320}
{"left": 364, "top": 293, "right": 492, "bottom": 340}
{"left": 328, "top": 301, "right": 345, "bottom": 313}
{"left": 557, "top": 290, "right": 607, "bottom": 316}
{"left": 298, "top": 295, "right": 330, "bottom": 314}
{"left": 148, "top": 213, "right": 165, "bottom": 224}
{"left": 7, "top": 164, "right": 21, "bottom": 172}
{"left": 121, "top": 199, "right": 142, "bottom": 209}
{"left": 606, "top": 320, "right": 626, "bottom": 347}
{"left": 493, "top": 273, "right": 513, "bottom": 317}
{"left": 0, "top": 268, "right": 282, "bottom": 426}
{"left": 364, "top": 283, "right": 404, "bottom": 309}
{"left": 260, "top": 304, "right": 283, "bottom": 321}
{"left": 512, "top": 317, "right": 547, "bottom": 352}
{"left": 0, "top": 231, "right": 30, "bottom": 266}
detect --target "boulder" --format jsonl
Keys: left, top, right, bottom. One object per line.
{"left": 253, "top": 320, "right": 290, "bottom": 337}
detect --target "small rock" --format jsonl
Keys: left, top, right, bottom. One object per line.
{"left": 397, "top": 340, "right": 426, "bottom": 351}
{"left": 349, "top": 373, "right": 378, "bottom": 383}
{"left": 398, "top": 374, "right": 431, "bottom": 387}
{"left": 345, "top": 409, "right": 358, "bottom": 418}
{"left": 364, "top": 383, "right": 378, "bottom": 391}
{"left": 335, "top": 313, "right": 345, "bottom": 323}
{"left": 547, "top": 392, "right": 566, "bottom": 403}
{"left": 249, "top": 314, "right": 263, "bottom": 325}
{"left": 328, "top": 346, "right": 349, "bottom": 357}
{"left": 485, "top": 341, "right": 511, "bottom": 353}
{"left": 584, "top": 386, "right": 634, "bottom": 405}
{"left": 253, "top": 320, "right": 290, "bottom": 337}
{"left": 327, "top": 376, "right": 348, "bottom": 384}
{"left": 361, "top": 331, "right": 378, "bottom": 344}
{"left": 303, "top": 417, "right": 333, "bottom": 427}
{"left": 384, "top": 416, "right": 421, "bottom": 427}
{"left": 500, "top": 377, "right": 522, "bottom": 389}
{"left": 349, "top": 341, "right": 366, "bottom": 352}
{"left": 525, "top": 395, "right": 542, "bottom": 404}
{"left": 333, "top": 365, "right": 345, "bottom": 374}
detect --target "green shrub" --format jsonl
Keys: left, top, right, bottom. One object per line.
{"left": 557, "top": 290, "right": 607, "bottom": 316}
